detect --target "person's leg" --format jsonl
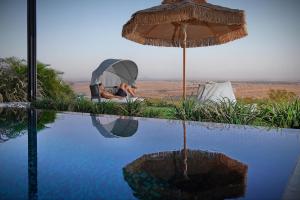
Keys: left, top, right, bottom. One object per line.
{"left": 119, "top": 83, "right": 132, "bottom": 96}
{"left": 114, "top": 83, "right": 127, "bottom": 98}
{"left": 126, "top": 86, "right": 136, "bottom": 97}
{"left": 101, "top": 91, "right": 122, "bottom": 99}
{"left": 119, "top": 83, "right": 127, "bottom": 90}
{"left": 132, "top": 86, "right": 137, "bottom": 95}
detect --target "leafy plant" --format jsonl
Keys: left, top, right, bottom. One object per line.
{"left": 142, "top": 108, "right": 161, "bottom": 118}
{"left": 32, "top": 97, "right": 300, "bottom": 129}
{"left": 144, "top": 107, "right": 176, "bottom": 119}
{"left": 93, "top": 101, "right": 119, "bottom": 115}
{"left": 145, "top": 98, "right": 176, "bottom": 108}
{"left": 174, "top": 98, "right": 199, "bottom": 120}
{"left": 118, "top": 99, "right": 143, "bottom": 116}
{"left": 175, "top": 98, "right": 261, "bottom": 125}
{"left": 0, "top": 58, "right": 28, "bottom": 102}
{"left": 0, "top": 57, "right": 75, "bottom": 102}
{"left": 198, "top": 99, "right": 260, "bottom": 125}
{"left": 259, "top": 99, "right": 300, "bottom": 128}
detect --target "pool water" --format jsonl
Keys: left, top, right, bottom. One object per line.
{"left": 0, "top": 108, "right": 300, "bottom": 200}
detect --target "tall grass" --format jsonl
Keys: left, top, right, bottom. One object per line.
{"left": 144, "top": 98, "right": 176, "bottom": 108}
{"left": 143, "top": 107, "right": 176, "bottom": 119}
{"left": 199, "top": 100, "right": 260, "bottom": 125}
{"left": 33, "top": 98, "right": 142, "bottom": 116}
{"left": 175, "top": 98, "right": 260, "bottom": 125}
{"left": 118, "top": 99, "right": 143, "bottom": 116}
{"left": 33, "top": 97, "right": 300, "bottom": 129}
{"left": 259, "top": 99, "right": 300, "bottom": 128}
{"left": 174, "top": 98, "right": 300, "bottom": 128}
{"left": 174, "top": 98, "right": 198, "bottom": 120}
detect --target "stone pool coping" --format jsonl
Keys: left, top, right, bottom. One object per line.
{"left": 283, "top": 155, "right": 300, "bottom": 200}
{"left": 0, "top": 102, "right": 30, "bottom": 108}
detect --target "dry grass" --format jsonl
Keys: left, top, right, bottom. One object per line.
{"left": 70, "top": 80, "right": 300, "bottom": 100}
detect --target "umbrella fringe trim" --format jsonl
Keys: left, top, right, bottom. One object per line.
{"left": 123, "top": 25, "right": 247, "bottom": 48}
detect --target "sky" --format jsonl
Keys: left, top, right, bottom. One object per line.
{"left": 0, "top": 0, "right": 300, "bottom": 82}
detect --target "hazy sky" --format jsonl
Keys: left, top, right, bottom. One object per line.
{"left": 0, "top": 0, "right": 300, "bottom": 82}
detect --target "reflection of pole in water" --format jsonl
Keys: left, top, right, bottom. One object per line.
{"left": 182, "top": 121, "right": 188, "bottom": 180}
{"left": 28, "top": 108, "right": 37, "bottom": 200}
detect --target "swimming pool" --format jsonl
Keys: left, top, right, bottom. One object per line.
{"left": 0, "top": 108, "right": 300, "bottom": 199}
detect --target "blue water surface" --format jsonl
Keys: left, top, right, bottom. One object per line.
{"left": 0, "top": 109, "right": 299, "bottom": 200}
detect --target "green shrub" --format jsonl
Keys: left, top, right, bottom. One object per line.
{"left": 198, "top": 99, "right": 260, "bottom": 125}
{"left": 118, "top": 99, "right": 143, "bottom": 116}
{"left": 145, "top": 98, "right": 176, "bottom": 108}
{"left": 33, "top": 97, "right": 300, "bottom": 129}
{"left": 0, "top": 59, "right": 28, "bottom": 101}
{"left": 33, "top": 98, "right": 70, "bottom": 111}
{"left": 174, "top": 98, "right": 199, "bottom": 120}
{"left": 37, "top": 62, "right": 75, "bottom": 101}
{"left": 259, "top": 99, "right": 300, "bottom": 128}
{"left": 92, "top": 101, "right": 119, "bottom": 115}
{"left": 0, "top": 57, "right": 75, "bottom": 102}
{"left": 175, "top": 98, "right": 260, "bottom": 125}
{"left": 143, "top": 109, "right": 160, "bottom": 118}
{"left": 33, "top": 98, "right": 121, "bottom": 115}
{"left": 142, "top": 107, "right": 176, "bottom": 119}
{"left": 72, "top": 99, "right": 95, "bottom": 113}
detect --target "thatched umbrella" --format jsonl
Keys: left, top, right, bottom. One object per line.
{"left": 122, "top": 0, "right": 247, "bottom": 99}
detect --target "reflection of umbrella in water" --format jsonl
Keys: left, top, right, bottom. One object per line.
{"left": 91, "top": 115, "right": 138, "bottom": 138}
{"left": 123, "top": 122, "right": 248, "bottom": 199}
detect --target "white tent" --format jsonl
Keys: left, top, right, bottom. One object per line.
{"left": 197, "top": 81, "right": 236, "bottom": 102}
{"left": 90, "top": 59, "right": 138, "bottom": 88}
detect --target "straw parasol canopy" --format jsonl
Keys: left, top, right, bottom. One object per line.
{"left": 122, "top": 0, "right": 247, "bottom": 99}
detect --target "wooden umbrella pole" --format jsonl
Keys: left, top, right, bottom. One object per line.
{"left": 183, "top": 44, "right": 186, "bottom": 100}
{"left": 182, "top": 24, "right": 187, "bottom": 100}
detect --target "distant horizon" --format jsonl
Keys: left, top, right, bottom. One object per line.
{"left": 67, "top": 78, "right": 300, "bottom": 84}
{"left": 1, "top": 0, "right": 300, "bottom": 82}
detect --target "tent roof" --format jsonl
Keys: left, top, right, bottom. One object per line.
{"left": 90, "top": 59, "right": 138, "bottom": 86}
{"left": 198, "top": 81, "right": 236, "bottom": 102}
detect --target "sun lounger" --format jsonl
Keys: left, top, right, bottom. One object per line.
{"left": 90, "top": 59, "right": 142, "bottom": 103}
{"left": 92, "top": 97, "right": 144, "bottom": 103}
{"left": 90, "top": 84, "right": 144, "bottom": 103}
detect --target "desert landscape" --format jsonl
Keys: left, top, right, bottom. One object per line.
{"left": 70, "top": 80, "right": 300, "bottom": 100}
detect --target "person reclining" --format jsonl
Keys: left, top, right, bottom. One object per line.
{"left": 98, "top": 83, "right": 137, "bottom": 99}
{"left": 98, "top": 84, "right": 121, "bottom": 99}
{"left": 115, "top": 83, "right": 137, "bottom": 97}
